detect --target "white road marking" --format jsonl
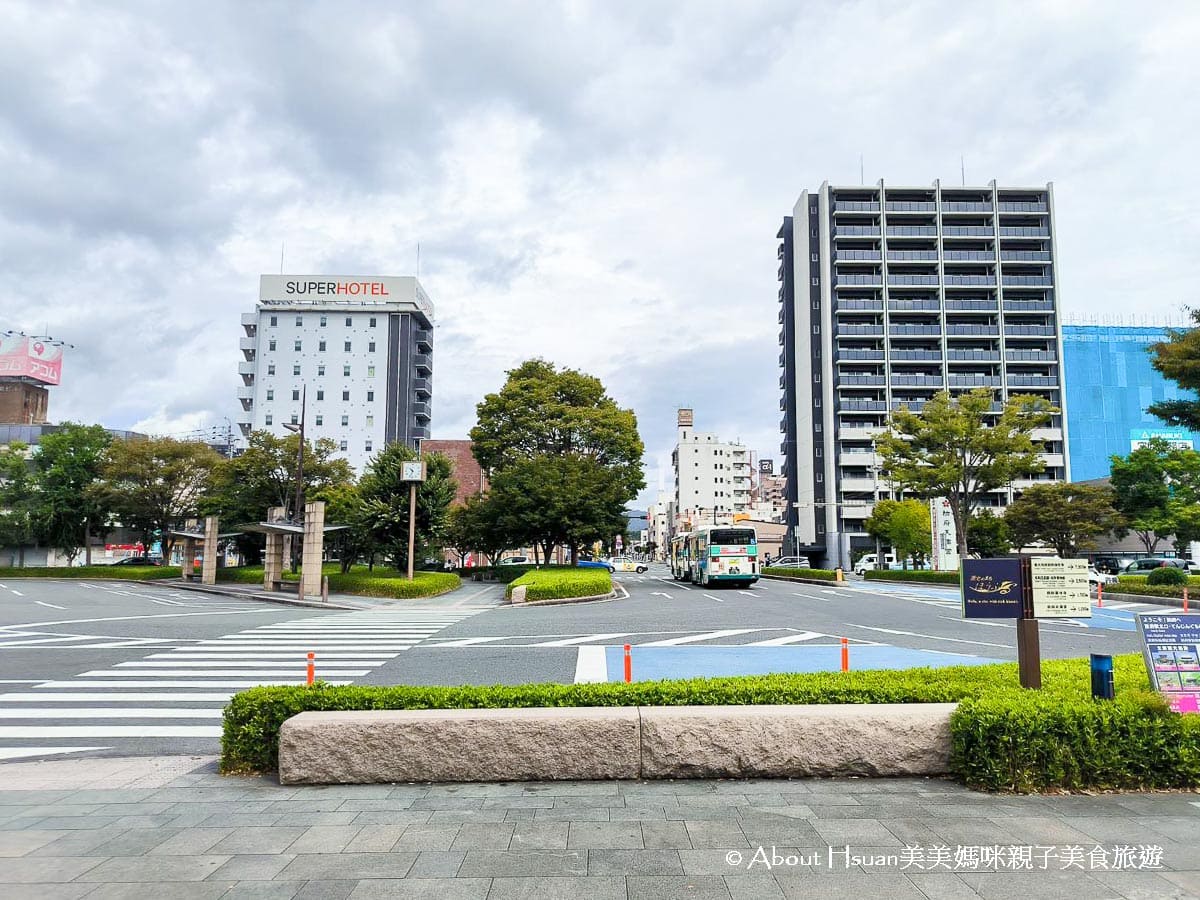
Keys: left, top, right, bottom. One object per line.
{"left": 0, "top": 693, "right": 237, "bottom": 702}
{"left": 0, "top": 708, "right": 223, "bottom": 719}
{"left": 746, "top": 631, "right": 828, "bottom": 646}
{"left": 35, "top": 680, "right": 354, "bottom": 688}
{"left": 650, "top": 592, "right": 674, "bottom": 600}
{"left": 34, "top": 601, "right": 67, "bottom": 610}
{"left": 0, "top": 747, "right": 109, "bottom": 760}
{"left": 533, "top": 633, "right": 631, "bottom": 647}
{"left": 640, "top": 628, "right": 763, "bottom": 646}
{"left": 790, "top": 591, "right": 831, "bottom": 602}
{"left": 701, "top": 593, "right": 724, "bottom": 603}
{"left": 9, "top": 610, "right": 298, "bottom": 629}
{"left": 842, "top": 624, "right": 1010, "bottom": 649}
{"left": 423, "top": 636, "right": 510, "bottom": 648}
{"left": 116, "top": 660, "right": 380, "bottom": 668}
{"left": 0, "top": 635, "right": 102, "bottom": 647}
{"left": 77, "top": 669, "right": 372, "bottom": 677}
{"left": 9, "top": 590, "right": 24, "bottom": 596}
{"left": 573, "top": 646, "right": 608, "bottom": 683}
{"left": 737, "top": 591, "right": 755, "bottom": 596}
{"left": 0, "top": 725, "right": 222, "bottom": 738}
{"left": 148, "top": 653, "right": 397, "bottom": 660}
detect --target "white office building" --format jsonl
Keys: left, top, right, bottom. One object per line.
{"left": 671, "top": 408, "right": 751, "bottom": 530}
{"left": 237, "top": 275, "right": 433, "bottom": 473}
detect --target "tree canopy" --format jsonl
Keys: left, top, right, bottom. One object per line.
{"left": 30, "top": 423, "right": 113, "bottom": 564}
{"left": 359, "top": 444, "right": 457, "bottom": 571}
{"left": 1109, "top": 438, "right": 1200, "bottom": 554}
{"left": 1004, "top": 483, "right": 1125, "bottom": 558}
{"left": 1148, "top": 308, "right": 1200, "bottom": 430}
{"left": 864, "top": 498, "right": 931, "bottom": 568}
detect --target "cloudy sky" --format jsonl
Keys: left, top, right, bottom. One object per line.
{"left": 1, "top": 0, "right": 1197, "bottom": 505}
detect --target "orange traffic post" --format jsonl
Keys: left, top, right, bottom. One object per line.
{"left": 840, "top": 637, "right": 849, "bottom": 673}
{"left": 1185, "top": 587, "right": 1190, "bottom": 613}
{"left": 306, "top": 651, "right": 315, "bottom": 686}
{"left": 1097, "top": 583, "right": 1103, "bottom": 608}
{"left": 623, "top": 644, "right": 632, "bottom": 683}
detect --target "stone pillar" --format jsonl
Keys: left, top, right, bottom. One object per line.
{"left": 202, "top": 516, "right": 219, "bottom": 585}
{"left": 182, "top": 537, "right": 197, "bottom": 581}
{"left": 264, "top": 506, "right": 286, "bottom": 592}
{"left": 301, "top": 500, "right": 326, "bottom": 599}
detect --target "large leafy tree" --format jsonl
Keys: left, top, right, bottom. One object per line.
{"left": 312, "top": 482, "right": 373, "bottom": 573}
{"left": 876, "top": 388, "right": 1055, "bottom": 557}
{"left": 1148, "top": 308, "right": 1200, "bottom": 429}
{"left": 967, "top": 510, "right": 1012, "bottom": 558}
{"left": 359, "top": 445, "right": 456, "bottom": 571}
{"left": 1004, "top": 483, "right": 1126, "bottom": 558}
{"left": 446, "top": 492, "right": 512, "bottom": 567}
{"left": 0, "top": 443, "right": 35, "bottom": 565}
{"left": 469, "top": 359, "right": 645, "bottom": 562}
{"left": 864, "top": 498, "right": 931, "bottom": 569}
{"left": 30, "top": 423, "right": 113, "bottom": 564}
{"left": 96, "top": 437, "right": 223, "bottom": 564}
{"left": 1110, "top": 439, "right": 1177, "bottom": 554}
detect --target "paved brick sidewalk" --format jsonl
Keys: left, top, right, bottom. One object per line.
{"left": 0, "top": 756, "right": 1197, "bottom": 899}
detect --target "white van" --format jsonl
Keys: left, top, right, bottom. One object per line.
{"left": 854, "top": 552, "right": 897, "bottom": 575}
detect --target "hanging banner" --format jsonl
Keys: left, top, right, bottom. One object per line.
{"left": 962, "top": 558, "right": 1024, "bottom": 619}
{"left": 1136, "top": 613, "right": 1200, "bottom": 714}
{"left": 1029, "top": 557, "right": 1091, "bottom": 618}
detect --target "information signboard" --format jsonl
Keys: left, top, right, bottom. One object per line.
{"left": 1135, "top": 613, "right": 1200, "bottom": 714}
{"left": 1029, "top": 557, "right": 1091, "bottom": 618}
{"left": 961, "top": 558, "right": 1024, "bottom": 619}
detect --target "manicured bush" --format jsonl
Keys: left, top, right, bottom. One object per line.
{"left": 1147, "top": 566, "right": 1188, "bottom": 586}
{"left": 0, "top": 565, "right": 181, "bottom": 580}
{"left": 505, "top": 568, "right": 612, "bottom": 601}
{"left": 864, "top": 569, "right": 960, "bottom": 585}
{"left": 216, "top": 564, "right": 459, "bottom": 598}
{"left": 762, "top": 566, "right": 837, "bottom": 581}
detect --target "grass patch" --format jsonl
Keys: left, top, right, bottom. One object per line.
{"left": 0, "top": 565, "right": 181, "bottom": 580}
{"left": 864, "top": 569, "right": 960, "bottom": 585}
{"left": 216, "top": 564, "right": 460, "bottom": 599}
{"left": 762, "top": 566, "right": 837, "bottom": 581}
{"left": 505, "top": 568, "right": 612, "bottom": 601}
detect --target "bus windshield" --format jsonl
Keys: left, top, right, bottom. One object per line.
{"left": 709, "top": 529, "right": 755, "bottom": 545}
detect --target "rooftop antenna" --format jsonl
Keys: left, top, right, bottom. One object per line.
{"left": 417, "top": 243, "right": 421, "bottom": 279}
{"left": 280, "top": 241, "right": 285, "bottom": 275}
{"left": 960, "top": 156, "right": 966, "bottom": 186}
{"left": 859, "top": 154, "right": 864, "bottom": 185}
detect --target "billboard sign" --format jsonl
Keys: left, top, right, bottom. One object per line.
{"left": 0, "top": 335, "right": 63, "bottom": 385}
{"left": 759, "top": 459, "right": 774, "bottom": 475}
{"left": 962, "top": 558, "right": 1024, "bottom": 619}
{"left": 677, "top": 408, "right": 694, "bottom": 428}
{"left": 1131, "top": 428, "right": 1194, "bottom": 451}
{"left": 1136, "top": 612, "right": 1200, "bottom": 714}
{"left": 930, "top": 497, "right": 959, "bottom": 572}
{"left": 1029, "top": 557, "right": 1091, "bottom": 618}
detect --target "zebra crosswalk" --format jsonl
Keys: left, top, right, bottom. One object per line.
{"left": 425, "top": 627, "right": 869, "bottom": 648}
{"left": 0, "top": 607, "right": 483, "bottom": 759}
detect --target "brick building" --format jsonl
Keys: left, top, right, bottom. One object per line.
{"left": 421, "top": 439, "right": 485, "bottom": 506}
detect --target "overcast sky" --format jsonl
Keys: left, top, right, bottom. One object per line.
{"left": 1, "top": 0, "right": 1197, "bottom": 506}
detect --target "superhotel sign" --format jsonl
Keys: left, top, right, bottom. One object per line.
{"left": 259, "top": 275, "right": 410, "bottom": 303}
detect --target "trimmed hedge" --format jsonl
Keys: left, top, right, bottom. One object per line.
{"left": 0, "top": 565, "right": 181, "bottom": 580}
{"left": 505, "top": 568, "right": 612, "bottom": 601}
{"left": 1148, "top": 566, "right": 1189, "bottom": 586}
{"left": 221, "top": 653, "right": 1200, "bottom": 793}
{"left": 216, "top": 565, "right": 460, "bottom": 598}
{"left": 864, "top": 569, "right": 960, "bottom": 585}
{"left": 762, "top": 566, "right": 837, "bottom": 581}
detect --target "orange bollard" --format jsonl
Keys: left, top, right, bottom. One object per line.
{"left": 841, "top": 637, "right": 849, "bottom": 672}
{"left": 623, "top": 644, "right": 632, "bottom": 683}
{"left": 306, "top": 651, "right": 315, "bottom": 686}
{"left": 1097, "top": 583, "right": 1103, "bottom": 608}
{"left": 1185, "top": 587, "right": 1190, "bottom": 613}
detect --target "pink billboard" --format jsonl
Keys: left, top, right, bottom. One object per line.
{"left": 0, "top": 335, "right": 64, "bottom": 385}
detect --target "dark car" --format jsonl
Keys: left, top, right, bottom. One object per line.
{"left": 109, "top": 556, "right": 162, "bottom": 566}
{"left": 1093, "top": 555, "right": 1136, "bottom": 575}
{"left": 1122, "top": 558, "right": 1188, "bottom": 573}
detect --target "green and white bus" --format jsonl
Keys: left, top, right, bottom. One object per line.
{"left": 669, "top": 532, "right": 693, "bottom": 581}
{"left": 687, "top": 526, "right": 759, "bottom": 588}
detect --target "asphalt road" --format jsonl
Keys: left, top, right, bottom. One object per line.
{"left": 0, "top": 566, "right": 1156, "bottom": 762}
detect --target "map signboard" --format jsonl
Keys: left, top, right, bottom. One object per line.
{"left": 1135, "top": 613, "right": 1200, "bottom": 714}
{"left": 1029, "top": 557, "right": 1091, "bottom": 618}
{"left": 961, "top": 558, "right": 1023, "bottom": 619}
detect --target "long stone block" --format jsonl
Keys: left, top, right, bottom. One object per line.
{"left": 639, "top": 703, "right": 956, "bottom": 778}
{"left": 278, "top": 707, "right": 642, "bottom": 784}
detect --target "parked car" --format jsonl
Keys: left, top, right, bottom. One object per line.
{"left": 576, "top": 558, "right": 612, "bottom": 570}
{"left": 109, "top": 556, "right": 162, "bottom": 567}
{"left": 1122, "top": 558, "right": 1188, "bottom": 573}
{"left": 770, "top": 556, "right": 811, "bottom": 569}
{"left": 1088, "top": 567, "right": 1117, "bottom": 586}
{"left": 1093, "top": 555, "right": 1136, "bottom": 575}
{"left": 853, "top": 552, "right": 897, "bottom": 576}
{"left": 607, "top": 556, "right": 647, "bottom": 574}
{"left": 498, "top": 556, "right": 530, "bottom": 566}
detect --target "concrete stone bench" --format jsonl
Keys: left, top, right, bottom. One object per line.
{"left": 278, "top": 703, "right": 956, "bottom": 784}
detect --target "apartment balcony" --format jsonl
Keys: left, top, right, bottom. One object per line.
{"left": 1031, "top": 427, "right": 1064, "bottom": 441}
{"left": 239, "top": 336, "right": 257, "bottom": 353}
{"left": 887, "top": 225, "right": 937, "bottom": 238}
{"left": 838, "top": 375, "right": 887, "bottom": 387}
{"left": 1000, "top": 250, "right": 1052, "bottom": 262}
{"left": 412, "top": 402, "right": 431, "bottom": 421}
{"left": 835, "top": 201, "right": 880, "bottom": 213}
{"left": 890, "top": 349, "right": 942, "bottom": 361}
{"left": 1002, "top": 275, "right": 1054, "bottom": 287}
{"left": 944, "top": 250, "right": 996, "bottom": 262}
{"left": 946, "top": 324, "right": 1000, "bottom": 337}
{"left": 236, "top": 385, "right": 254, "bottom": 401}
{"left": 943, "top": 226, "right": 994, "bottom": 237}
{"left": 838, "top": 399, "right": 888, "bottom": 412}
{"left": 238, "top": 361, "right": 255, "bottom": 377}
{"left": 887, "top": 250, "right": 939, "bottom": 262}
{"left": 1005, "top": 325, "right": 1056, "bottom": 337}
{"left": 891, "top": 399, "right": 927, "bottom": 412}
{"left": 999, "top": 201, "right": 1048, "bottom": 213}
{"left": 779, "top": 350, "right": 786, "bottom": 367}
{"left": 888, "top": 274, "right": 940, "bottom": 287}
{"left": 835, "top": 324, "right": 885, "bottom": 337}
{"left": 945, "top": 275, "right": 996, "bottom": 287}
{"left": 1008, "top": 375, "right": 1060, "bottom": 388}
{"left": 835, "top": 274, "right": 883, "bottom": 287}
{"left": 780, "top": 416, "right": 788, "bottom": 433}
{"left": 415, "top": 329, "right": 433, "bottom": 352}
{"left": 413, "top": 377, "right": 432, "bottom": 398}
{"left": 839, "top": 505, "right": 874, "bottom": 520}
{"left": 835, "top": 349, "right": 885, "bottom": 362}
{"left": 840, "top": 426, "right": 884, "bottom": 441}
{"left": 891, "top": 374, "right": 944, "bottom": 387}
{"left": 839, "top": 477, "right": 879, "bottom": 493}
{"left": 1005, "top": 350, "right": 1057, "bottom": 363}
{"left": 241, "top": 313, "right": 257, "bottom": 336}
{"left": 836, "top": 249, "right": 882, "bottom": 261}
{"left": 949, "top": 375, "right": 1001, "bottom": 388}
{"left": 999, "top": 226, "right": 1050, "bottom": 237}
{"left": 948, "top": 350, "right": 1000, "bottom": 362}
{"left": 1039, "top": 453, "right": 1066, "bottom": 468}
{"left": 413, "top": 353, "right": 433, "bottom": 374}
{"left": 835, "top": 225, "right": 881, "bottom": 237}
{"left": 889, "top": 324, "right": 942, "bottom": 337}
{"left": 942, "top": 201, "right": 993, "bottom": 213}
{"left": 945, "top": 299, "right": 998, "bottom": 312}
{"left": 1003, "top": 300, "right": 1054, "bottom": 313}
{"left": 885, "top": 201, "right": 936, "bottom": 213}
{"left": 888, "top": 299, "right": 940, "bottom": 313}
{"left": 835, "top": 298, "right": 884, "bottom": 312}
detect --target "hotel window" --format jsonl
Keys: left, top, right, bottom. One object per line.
{"left": 341, "top": 415, "right": 349, "bottom": 426}
{"left": 369, "top": 317, "right": 377, "bottom": 327}
{"left": 269, "top": 315, "right": 277, "bottom": 326}
{"left": 264, "top": 414, "right": 272, "bottom": 425}
{"left": 345, "top": 317, "right": 352, "bottom": 326}
{"left": 343, "top": 365, "right": 351, "bottom": 376}
{"left": 365, "top": 415, "right": 374, "bottom": 427}
{"left": 316, "top": 390, "right": 324, "bottom": 401}
{"left": 268, "top": 340, "right": 276, "bottom": 351}
{"left": 344, "top": 341, "right": 351, "bottom": 352}
{"left": 292, "top": 365, "right": 301, "bottom": 376}
{"left": 315, "top": 415, "right": 323, "bottom": 426}
{"left": 291, "top": 390, "right": 300, "bottom": 401}
{"left": 293, "top": 340, "right": 302, "bottom": 351}
{"left": 342, "top": 390, "right": 350, "bottom": 401}
{"left": 339, "top": 440, "right": 347, "bottom": 451}
{"left": 295, "top": 315, "right": 302, "bottom": 326}
{"left": 366, "top": 391, "right": 374, "bottom": 402}
{"left": 368, "top": 341, "right": 376, "bottom": 352}
{"left": 266, "top": 390, "right": 274, "bottom": 401}
{"left": 320, "top": 315, "right": 327, "bottom": 327}
{"left": 367, "top": 365, "right": 375, "bottom": 377}
{"left": 291, "top": 413, "right": 298, "bottom": 425}
{"left": 317, "top": 365, "right": 325, "bottom": 376}
{"left": 267, "top": 364, "right": 275, "bottom": 375}
{"left": 365, "top": 441, "right": 373, "bottom": 452}
{"left": 319, "top": 340, "right": 326, "bottom": 351}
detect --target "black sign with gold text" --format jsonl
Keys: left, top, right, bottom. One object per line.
{"left": 962, "top": 558, "right": 1024, "bottom": 619}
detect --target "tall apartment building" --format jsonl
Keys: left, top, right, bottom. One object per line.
{"left": 1062, "top": 322, "right": 1199, "bottom": 481}
{"left": 671, "top": 408, "right": 751, "bottom": 530}
{"left": 778, "top": 180, "right": 1068, "bottom": 568}
{"left": 237, "top": 275, "right": 433, "bottom": 473}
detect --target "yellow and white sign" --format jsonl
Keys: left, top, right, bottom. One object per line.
{"left": 1030, "top": 557, "right": 1091, "bottom": 618}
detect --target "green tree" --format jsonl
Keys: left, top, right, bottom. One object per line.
{"left": 0, "top": 443, "right": 35, "bottom": 566}
{"left": 359, "top": 445, "right": 456, "bottom": 571}
{"left": 312, "top": 482, "right": 373, "bottom": 573}
{"left": 864, "top": 499, "right": 931, "bottom": 568}
{"left": 96, "top": 437, "right": 223, "bottom": 564}
{"left": 967, "top": 510, "right": 1012, "bottom": 558}
{"left": 876, "top": 388, "right": 1055, "bottom": 557}
{"left": 1147, "top": 308, "right": 1200, "bottom": 429}
{"left": 1003, "top": 483, "right": 1126, "bottom": 558}
{"left": 446, "top": 492, "right": 512, "bottom": 567}
{"left": 1110, "top": 439, "right": 1177, "bottom": 554}
{"left": 29, "top": 423, "right": 113, "bottom": 565}
{"left": 469, "top": 359, "right": 644, "bottom": 561}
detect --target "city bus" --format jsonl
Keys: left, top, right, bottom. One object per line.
{"left": 669, "top": 532, "right": 693, "bottom": 581}
{"left": 687, "top": 525, "right": 759, "bottom": 588}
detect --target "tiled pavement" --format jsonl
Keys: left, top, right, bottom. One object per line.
{"left": 0, "top": 756, "right": 1197, "bottom": 899}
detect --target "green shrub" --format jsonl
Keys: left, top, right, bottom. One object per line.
{"left": 0, "top": 565, "right": 181, "bottom": 580}
{"left": 762, "top": 566, "right": 837, "bottom": 581}
{"left": 1147, "top": 566, "right": 1188, "bottom": 586}
{"left": 505, "top": 568, "right": 612, "bottom": 601}
{"left": 216, "top": 564, "right": 459, "bottom": 598}
{"left": 864, "top": 569, "right": 960, "bottom": 585}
